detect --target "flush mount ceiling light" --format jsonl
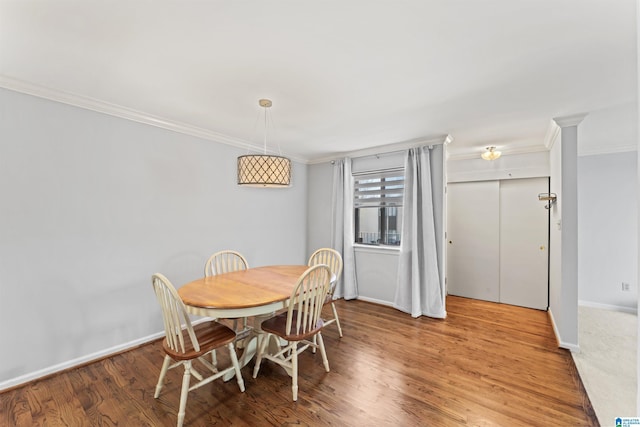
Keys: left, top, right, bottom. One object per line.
{"left": 481, "top": 146, "right": 502, "bottom": 161}
{"left": 237, "top": 99, "right": 291, "bottom": 187}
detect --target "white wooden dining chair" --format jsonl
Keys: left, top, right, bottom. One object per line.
{"left": 252, "top": 264, "right": 332, "bottom": 401}
{"left": 151, "top": 273, "right": 245, "bottom": 427}
{"left": 308, "top": 248, "right": 344, "bottom": 337}
{"left": 204, "top": 250, "right": 250, "bottom": 334}
{"left": 204, "top": 250, "right": 249, "bottom": 276}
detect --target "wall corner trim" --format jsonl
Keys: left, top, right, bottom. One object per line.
{"left": 553, "top": 113, "right": 589, "bottom": 128}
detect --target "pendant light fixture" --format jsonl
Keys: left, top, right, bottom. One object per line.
{"left": 481, "top": 146, "right": 502, "bottom": 161}
{"left": 237, "top": 99, "right": 291, "bottom": 187}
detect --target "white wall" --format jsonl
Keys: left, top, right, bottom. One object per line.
{"left": 306, "top": 161, "right": 333, "bottom": 254}
{"left": 578, "top": 151, "right": 638, "bottom": 310}
{"left": 550, "top": 119, "right": 582, "bottom": 351}
{"left": 549, "top": 132, "right": 578, "bottom": 349}
{"left": 579, "top": 102, "right": 638, "bottom": 156}
{"left": 548, "top": 130, "right": 564, "bottom": 346}
{"left": 0, "top": 88, "right": 308, "bottom": 387}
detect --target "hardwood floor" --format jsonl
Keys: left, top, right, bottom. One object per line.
{"left": 0, "top": 296, "right": 598, "bottom": 426}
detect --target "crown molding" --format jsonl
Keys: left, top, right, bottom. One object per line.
{"left": 447, "top": 165, "right": 551, "bottom": 183}
{"left": 308, "top": 134, "right": 452, "bottom": 165}
{"left": 543, "top": 119, "right": 561, "bottom": 150}
{"left": 0, "top": 75, "right": 308, "bottom": 163}
{"left": 552, "top": 113, "right": 588, "bottom": 128}
{"left": 578, "top": 144, "right": 638, "bottom": 156}
{"left": 446, "top": 143, "right": 548, "bottom": 161}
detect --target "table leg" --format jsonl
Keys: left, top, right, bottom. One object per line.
{"left": 223, "top": 313, "right": 278, "bottom": 381}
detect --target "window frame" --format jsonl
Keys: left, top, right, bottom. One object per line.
{"left": 353, "top": 168, "right": 404, "bottom": 247}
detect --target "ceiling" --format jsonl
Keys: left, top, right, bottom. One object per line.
{"left": 0, "top": 1, "right": 637, "bottom": 162}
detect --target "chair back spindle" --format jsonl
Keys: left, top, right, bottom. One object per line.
{"left": 205, "top": 250, "right": 249, "bottom": 277}
{"left": 151, "top": 273, "right": 245, "bottom": 427}
{"left": 308, "top": 248, "right": 344, "bottom": 338}
{"left": 308, "top": 248, "right": 343, "bottom": 295}
{"left": 252, "top": 264, "right": 332, "bottom": 401}
{"left": 286, "top": 264, "right": 331, "bottom": 337}
{"left": 152, "top": 273, "right": 200, "bottom": 354}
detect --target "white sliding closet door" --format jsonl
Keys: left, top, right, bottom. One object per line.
{"left": 499, "top": 178, "right": 549, "bottom": 310}
{"left": 446, "top": 181, "right": 500, "bottom": 302}
{"left": 446, "top": 178, "right": 549, "bottom": 310}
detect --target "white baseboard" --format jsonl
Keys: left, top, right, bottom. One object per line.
{"left": 548, "top": 308, "right": 581, "bottom": 353}
{"left": 559, "top": 340, "right": 581, "bottom": 353}
{"left": 356, "top": 296, "right": 395, "bottom": 307}
{"left": 0, "top": 331, "right": 165, "bottom": 392}
{"left": 578, "top": 300, "right": 638, "bottom": 315}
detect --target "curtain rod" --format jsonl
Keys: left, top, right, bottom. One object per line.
{"left": 330, "top": 144, "right": 439, "bottom": 165}
{"left": 309, "top": 135, "right": 452, "bottom": 165}
{"left": 327, "top": 134, "right": 451, "bottom": 164}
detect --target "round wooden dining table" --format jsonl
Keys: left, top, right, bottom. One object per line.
{"left": 178, "top": 265, "right": 309, "bottom": 318}
{"left": 177, "top": 265, "right": 310, "bottom": 379}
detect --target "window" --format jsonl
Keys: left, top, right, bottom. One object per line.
{"left": 354, "top": 169, "right": 404, "bottom": 246}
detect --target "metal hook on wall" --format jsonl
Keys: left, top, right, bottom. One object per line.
{"left": 538, "top": 193, "right": 557, "bottom": 209}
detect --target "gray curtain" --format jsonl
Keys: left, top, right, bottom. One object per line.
{"left": 331, "top": 158, "right": 358, "bottom": 299}
{"left": 393, "top": 146, "right": 446, "bottom": 318}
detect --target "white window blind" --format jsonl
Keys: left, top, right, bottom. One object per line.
{"left": 353, "top": 170, "right": 404, "bottom": 208}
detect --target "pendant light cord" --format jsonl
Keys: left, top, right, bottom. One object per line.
{"left": 263, "top": 104, "right": 268, "bottom": 155}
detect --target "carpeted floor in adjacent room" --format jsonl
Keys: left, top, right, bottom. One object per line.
{"left": 573, "top": 305, "right": 637, "bottom": 427}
